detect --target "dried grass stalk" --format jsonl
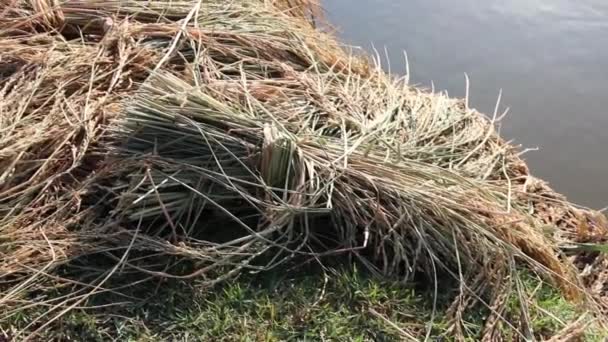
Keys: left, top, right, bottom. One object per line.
{"left": 0, "top": 0, "right": 605, "bottom": 340}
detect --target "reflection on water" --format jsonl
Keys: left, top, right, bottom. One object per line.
{"left": 325, "top": 0, "right": 608, "bottom": 208}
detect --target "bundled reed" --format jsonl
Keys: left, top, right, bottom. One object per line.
{"left": 1, "top": 0, "right": 606, "bottom": 339}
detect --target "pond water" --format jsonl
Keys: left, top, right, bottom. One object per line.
{"left": 324, "top": 0, "right": 608, "bottom": 209}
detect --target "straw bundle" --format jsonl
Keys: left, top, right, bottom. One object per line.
{"left": 1, "top": 0, "right": 606, "bottom": 339}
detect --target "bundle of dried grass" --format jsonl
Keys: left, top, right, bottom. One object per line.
{"left": 1, "top": 0, "right": 606, "bottom": 340}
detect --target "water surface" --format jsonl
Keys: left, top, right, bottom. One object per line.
{"left": 324, "top": 0, "right": 608, "bottom": 208}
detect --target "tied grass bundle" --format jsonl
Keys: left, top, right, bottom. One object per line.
{"left": 1, "top": 0, "right": 603, "bottom": 340}
{"left": 113, "top": 68, "right": 577, "bottom": 298}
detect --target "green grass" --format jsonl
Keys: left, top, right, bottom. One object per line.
{"left": 5, "top": 268, "right": 441, "bottom": 341}
{"left": 3, "top": 266, "right": 605, "bottom": 341}
{"left": 501, "top": 274, "right": 607, "bottom": 342}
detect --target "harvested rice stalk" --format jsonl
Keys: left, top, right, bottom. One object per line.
{"left": 100, "top": 65, "right": 586, "bottom": 338}
{"left": 0, "top": 0, "right": 604, "bottom": 340}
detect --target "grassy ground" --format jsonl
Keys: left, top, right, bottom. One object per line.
{"left": 4, "top": 262, "right": 604, "bottom": 341}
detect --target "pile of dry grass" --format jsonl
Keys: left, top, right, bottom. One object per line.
{"left": 1, "top": 0, "right": 607, "bottom": 339}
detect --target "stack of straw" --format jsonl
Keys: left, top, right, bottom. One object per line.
{"left": 1, "top": 0, "right": 606, "bottom": 339}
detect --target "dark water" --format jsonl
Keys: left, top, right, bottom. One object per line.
{"left": 324, "top": 0, "right": 608, "bottom": 209}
